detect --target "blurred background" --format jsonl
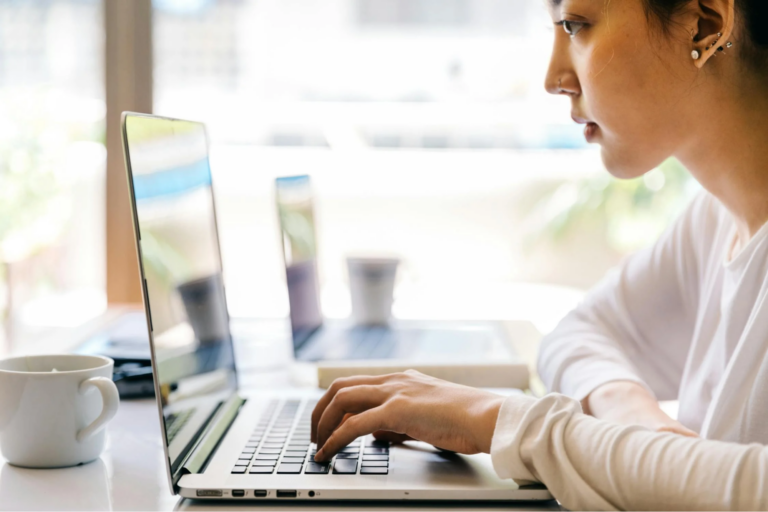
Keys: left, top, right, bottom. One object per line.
{"left": 0, "top": 0, "right": 701, "bottom": 355}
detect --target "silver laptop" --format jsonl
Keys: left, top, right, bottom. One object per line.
{"left": 275, "top": 174, "right": 518, "bottom": 364}
{"left": 120, "top": 112, "right": 552, "bottom": 501}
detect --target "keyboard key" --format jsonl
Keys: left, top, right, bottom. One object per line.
{"left": 340, "top": 447, "right": 361, "bottom": 453}
{"left": 249, "top": 466, "right": 274, "bottom": 474}
{"left": 288, "top": 444, "right": 310, "bottom": 451}
{"left": 335, "top": 453, "right": 358, "bottom": 459}
{"left": 255, "top": 454, "right": 280, "bottom": 460}
{"left": 362, "top": 460, "right": 388, "bottom": 467}
{"left": 364, "top": 447, "right": 388, "bottom": 454}
{"left": 277, "top": 464, "right": 303, "bottom": 474}
{"left": 231, "top": 466, "right": 247, "bottom": 474}
{"left": 242, "top": 447, "right": 256, "bottom": 454}
{"left": 361, "top": 467, "right": 388, "bottom": 475}
{"left": 244, "top": 443, "right": 259, "bottom": 449}
{"left": 234, "top": 460, "right": 249, "bottom": 467}
{"left": 305, "top": 462, "right": 330, "bottom": 474}
{"left": 238, "top": 454, "right": 253, "bottom": 460}
{"left": 285, "top": 451, "right": 307, "bottom": 457}
{"left": 252, "top": 460, "right": 277, "bottom": 466}
{"left": 332, "top": 459, "right": 358, "bottom": 474}
{"left": 262, "top": 443, "right": 284, "bottom": 449}
{"left": 363, "top": 455, "right": 389, "bottom": 461}
{"left": 366, "top": 439, "right": 390, "bottom": 448}
{"left": 259, "top": 448, "right": 282, "bottom": 454}
{"left": 281, "top": 456, "right": 305, "bottom": 463}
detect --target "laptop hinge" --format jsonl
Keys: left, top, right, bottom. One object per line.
{"left": 176, "top": 394, "right": 245, "bottom": 481}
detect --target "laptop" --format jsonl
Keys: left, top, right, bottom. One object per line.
{"left": 275, "top": 175, "right": 519, "bottom": 365}
{"left": 121, "top": 112, "right": 551, "bottom": 501}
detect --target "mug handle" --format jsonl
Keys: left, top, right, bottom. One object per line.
{"left": 76, "top": 377, "right": 120, "bottom": 442}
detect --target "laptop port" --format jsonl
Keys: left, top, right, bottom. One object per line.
{"left": 196, "top": 490, "right": 222, "bottom": 497}
{"left": 232, "top": 490, "right": 245, "bottom": 498}
{"left": 308, "top": 490, "right": 316, "bottom": 497}
{"left": 253, "top": 490, "right": 267, "bottom": 497}
{"left": 277, "top": 490, "right": 297, "bottom": 498}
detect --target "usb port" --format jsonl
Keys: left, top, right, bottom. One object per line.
{"left": 196, "top": 490, "right": 222, "bottom": 497}
{"left": 277, "top": 490, "right": 297, "bottom": 498}
{"left": 232, "top": 490, "right": 245, "bottom": 497}
{"left": 253, "top": 490, "right": 267, "bottom": 497}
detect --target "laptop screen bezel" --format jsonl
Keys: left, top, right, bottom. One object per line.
{"left": 120, "top": 112, "right": 240, "bottom": 494}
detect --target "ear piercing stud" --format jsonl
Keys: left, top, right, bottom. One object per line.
{"left": 694, "top": 33, "right": 733, "bottom": 60}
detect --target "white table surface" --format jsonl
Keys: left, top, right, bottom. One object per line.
{"left": 0, "top": 315, "right": 562, "bottom": 511}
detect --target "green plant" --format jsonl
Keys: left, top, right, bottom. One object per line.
{"left": 524, "top": 158, "right": 700, "bottom": 254}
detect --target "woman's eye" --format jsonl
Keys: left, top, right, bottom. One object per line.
{"left": 561, "top": 20, "right": 585, "bottom": 37}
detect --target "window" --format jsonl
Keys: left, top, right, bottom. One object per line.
{"left": 153, "top": 0, "right": 693, "bottom": 332}
{"left": 0, "top": 0, "right": 106, "bottom": 353}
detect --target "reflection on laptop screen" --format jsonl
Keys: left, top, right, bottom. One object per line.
{"left": 275, "top": 176, "right": 323, "bottom": 350}
{"left": 123, "top": 114, "right": 237, "bottom": 472}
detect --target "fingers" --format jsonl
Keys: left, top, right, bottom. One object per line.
{"left": 316, "top": 385, "right": 387, "bottom": 448}
{"left": 315, "top": 406, "right": 391, "bottom": 461}
{"left": 310, "top": 374, "right": 392, "bottom": 442}
{"left": 657, "top": 424, "right": 699, "bottom": 438}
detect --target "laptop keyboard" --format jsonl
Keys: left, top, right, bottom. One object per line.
{"left": 231, "top": 400, "right": 390, "bottom": 476}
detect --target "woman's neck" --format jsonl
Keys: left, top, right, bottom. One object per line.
{"left": 677, "top": 72, "right": 768, "bottom": 245}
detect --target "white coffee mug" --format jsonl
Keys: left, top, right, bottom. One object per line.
{"left": 0, "top": 354, "right": 119, "bottom": 468}
{"left": 347, "top": 256, "right": 400, "bottom": 326}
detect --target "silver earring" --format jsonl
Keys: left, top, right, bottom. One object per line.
{"left": 691, "top": 50, "right": 700, "bottom": 60}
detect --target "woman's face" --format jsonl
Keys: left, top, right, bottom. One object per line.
{"left": 546, "top": 0, "right": 698, "bottom": 178}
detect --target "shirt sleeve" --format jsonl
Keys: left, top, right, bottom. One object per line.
{"left": 491, "top": 393, "right": 768, "bottom": 511}
{"left": 536, "top": 193, "right": 714, "bottom": 401}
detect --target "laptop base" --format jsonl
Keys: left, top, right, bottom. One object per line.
{"left": 177, "top": 395, "right": 553, "bottom": 502}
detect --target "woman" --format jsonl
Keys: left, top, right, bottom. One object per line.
{"left": 310, "top": 0, "right": 768, "bottom": 509}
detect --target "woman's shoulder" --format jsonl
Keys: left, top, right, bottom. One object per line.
{"left": 675, "top": 190, "right": 733, "bottom": 259}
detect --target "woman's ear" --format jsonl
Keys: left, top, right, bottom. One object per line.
{"left": 691, "top": 0, "right": 736, "bottom": 69}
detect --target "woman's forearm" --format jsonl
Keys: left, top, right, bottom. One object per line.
{"left": 492, "top": 394, "right": 768, "bottom": 511}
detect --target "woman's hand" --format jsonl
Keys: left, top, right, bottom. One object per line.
{"left": 584, "top": 381, "right": 698, "bottom": 437}
{"left": 310, "top": 370, "right": 505, "bottom": 462}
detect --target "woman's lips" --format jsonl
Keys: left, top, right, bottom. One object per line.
{"left": 571, "top": 115, "right": 599, "bottom": 142}
{"left": 584, "top": 122, "right": 599, "bottom": 142}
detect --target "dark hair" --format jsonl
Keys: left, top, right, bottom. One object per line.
{"left": 643, "top": 0, "right": 768, "bottom": 68}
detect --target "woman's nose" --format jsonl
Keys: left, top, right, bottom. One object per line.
{"left": 545, "top": 45, "right": 580, "bottom": 96}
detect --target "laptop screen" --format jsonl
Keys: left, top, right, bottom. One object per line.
{"left": 275, "top": 176, "right": 323, "bottom": 350}
{"left": 122, "top": 114, "right": 237, "bottom": 474}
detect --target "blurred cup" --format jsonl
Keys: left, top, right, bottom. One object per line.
{"left": 177, "top": 273, "right": 230, "bottom": 344}
{"left": 347, "top": 256, "right": 400, "bottom": 326}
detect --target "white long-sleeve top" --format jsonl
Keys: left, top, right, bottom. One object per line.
{"left": 490, "top": 393, "right": 768, "bottom": 510}
{"left": 537, "top": 191, "right": 768, "bottom": 443}
{"left": 492, "top": 192, "right": 768, "bottom": 509}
